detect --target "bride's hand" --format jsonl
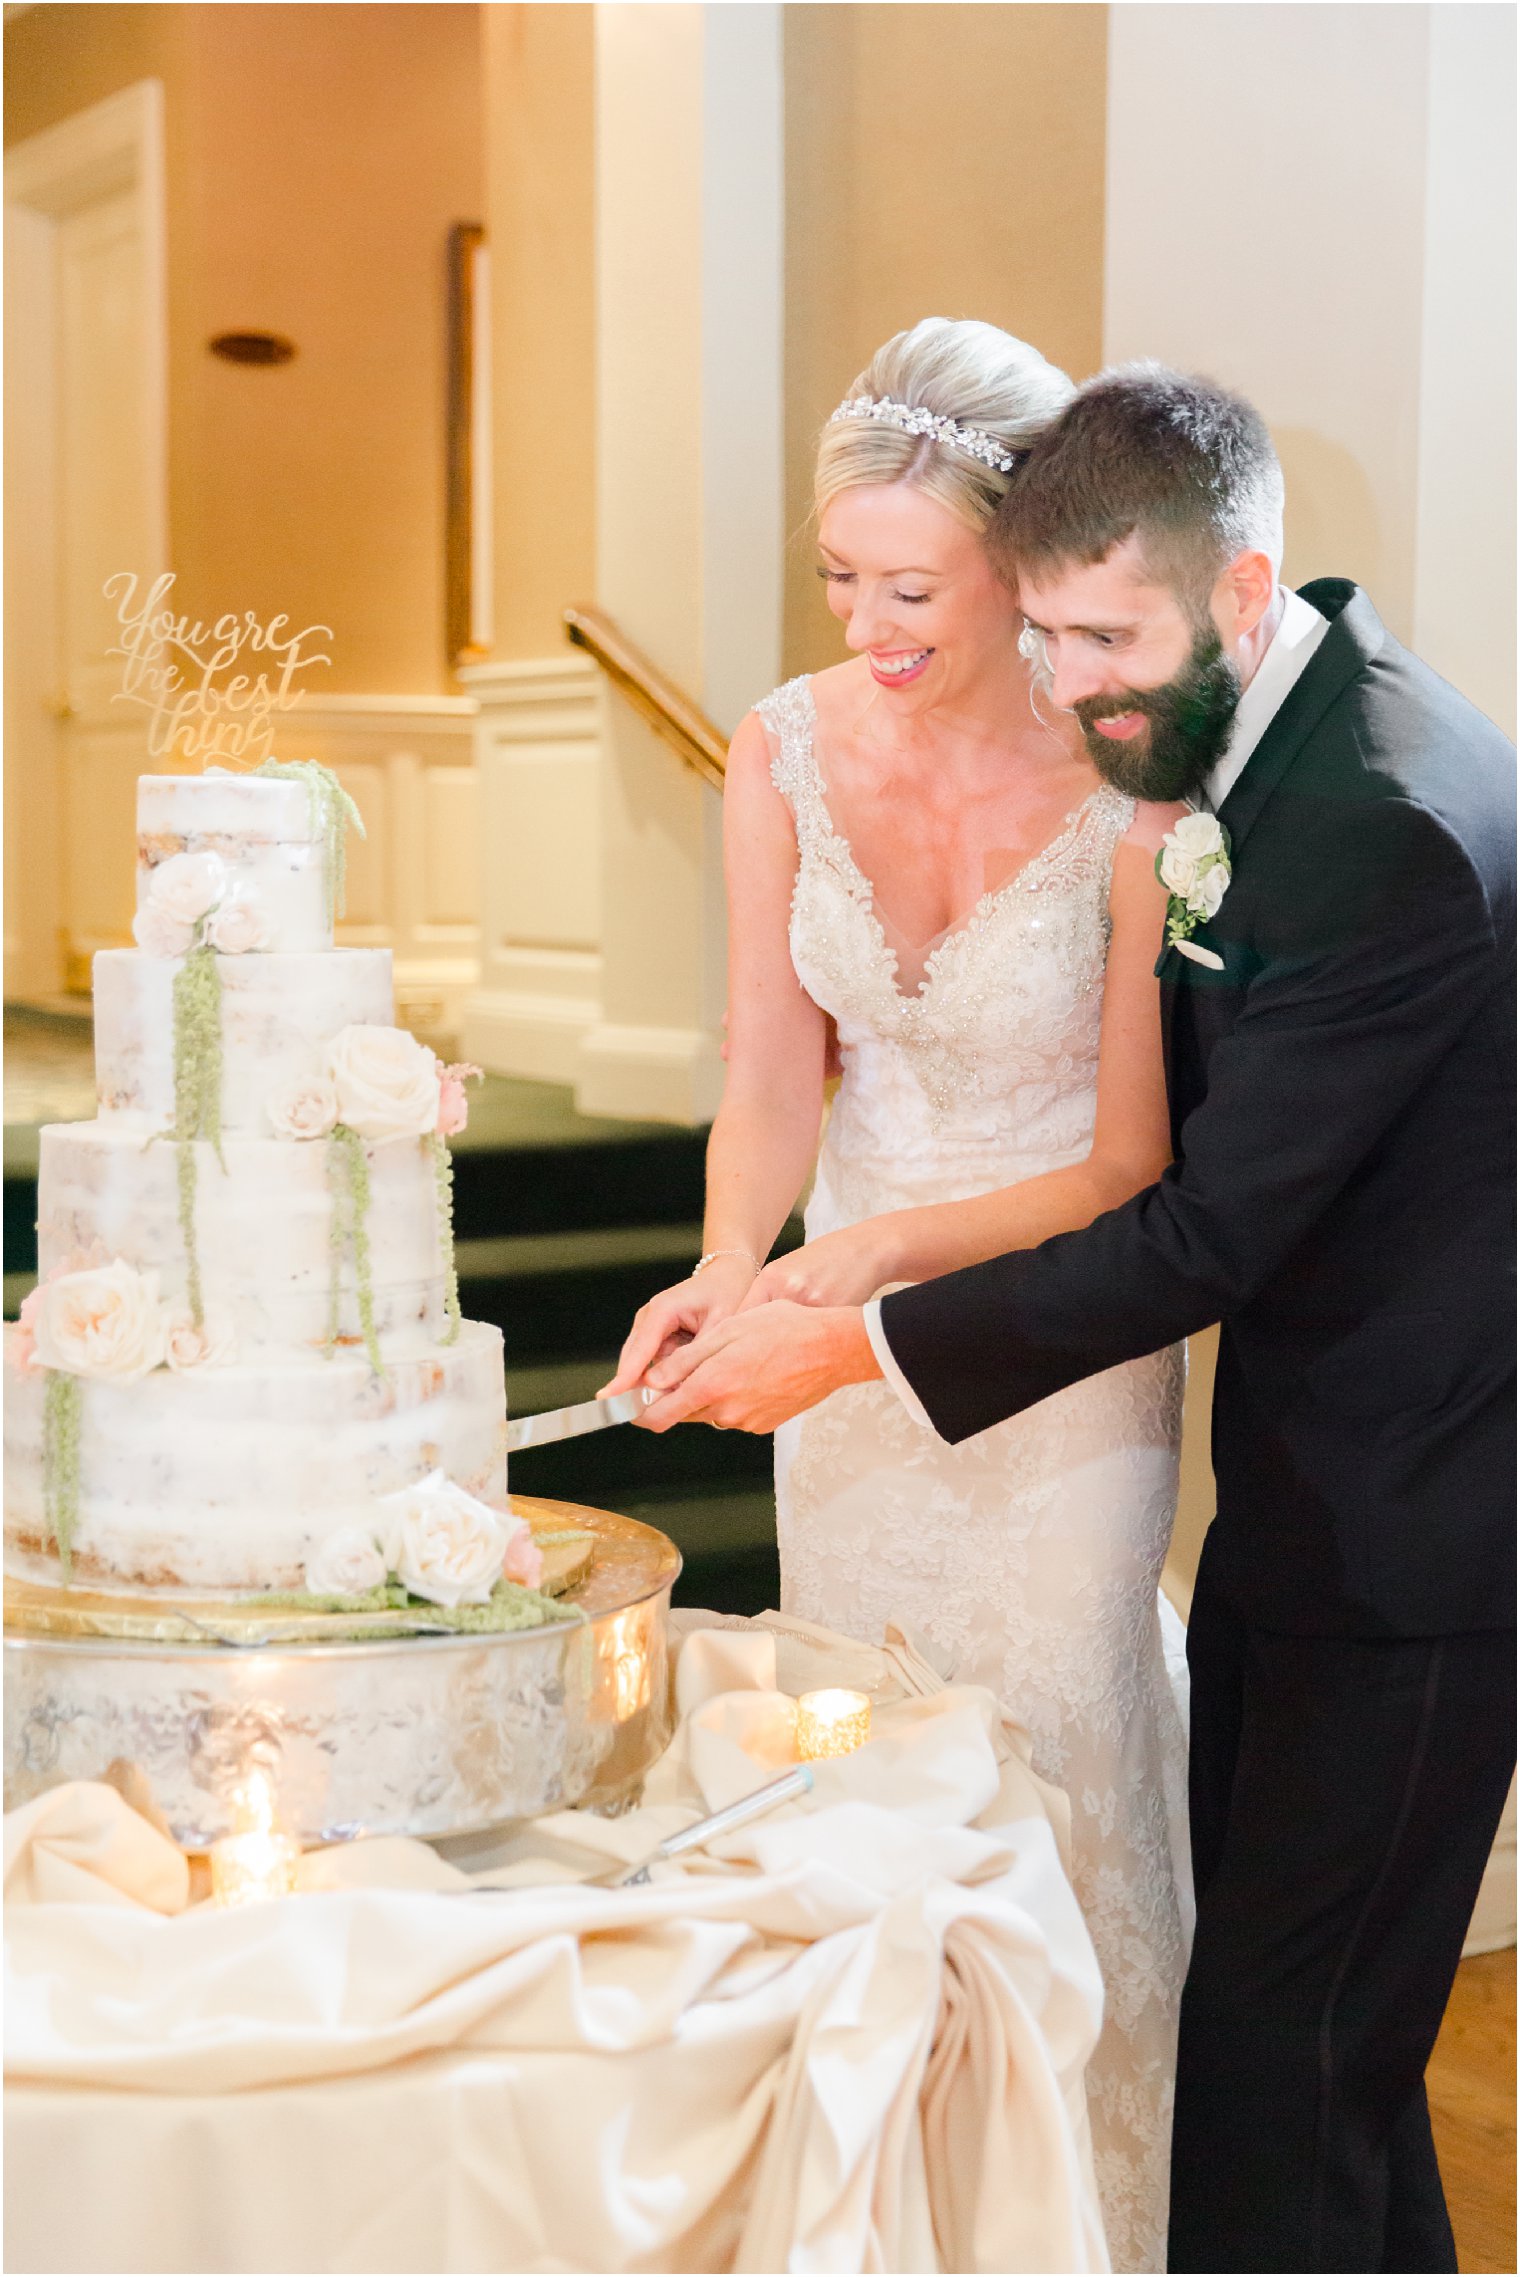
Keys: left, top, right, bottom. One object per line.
{"left": 738, "top": 1221, "right": 899, "bottom": 1312}
{"left": 598, "top": 1254, "right": 759, "bottom": 1399}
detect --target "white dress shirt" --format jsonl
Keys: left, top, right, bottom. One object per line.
{"left": 862, "top": 585, "right": 1332, "bottom": 1435}
{"left": 1202, "top": 586, "right": 1330, "bottom": 811}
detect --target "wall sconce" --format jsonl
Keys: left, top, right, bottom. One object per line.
{"left": 209, "top": 331, "right": 297, "bottom": 367}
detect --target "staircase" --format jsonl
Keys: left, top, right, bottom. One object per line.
{"left": 3, "top": 1036, "right": 796, "bottom": 1615}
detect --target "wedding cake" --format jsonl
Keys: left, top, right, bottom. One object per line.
{"left": 4, "top": 767, "right": 526, "bottom": 1608}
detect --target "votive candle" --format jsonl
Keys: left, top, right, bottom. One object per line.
{"left": 795, "top": 1688, "right": 872, "bottom": 1761}
{"left": 210, "top": 1768, "right": 300, "bottom": 1907}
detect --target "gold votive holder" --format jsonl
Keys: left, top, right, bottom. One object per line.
{"left": 794, "top": 1688, "right": 872, "bottom": 1762}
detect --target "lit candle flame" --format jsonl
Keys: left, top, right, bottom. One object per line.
{"left": 234, "top": 1767, "right": 276, "bottom": 1838}
{"left": 211, "top": 1765, "right": 299, "bottom": 1907}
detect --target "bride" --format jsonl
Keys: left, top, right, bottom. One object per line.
{"left": 606, "top": 318, "right": 1188, "bottom": 2272}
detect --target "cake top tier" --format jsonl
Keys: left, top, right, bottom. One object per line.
{"left": 135, "top": 766, "right": 354, "bottom": 956}
{"left": 138, "top": 770, "right": 328, "bottom": 844}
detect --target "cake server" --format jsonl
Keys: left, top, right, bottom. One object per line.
{"left": 506, "top": 1386, "right": 655, "bottom": 1453}
{"left": 456, "top": 1764, "right": 815, "bottom": 1894}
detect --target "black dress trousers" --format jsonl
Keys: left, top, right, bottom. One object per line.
{"left": 1167, "top": 1536, "right": 1516, "bottom": 2275}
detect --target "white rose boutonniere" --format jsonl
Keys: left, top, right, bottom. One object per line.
{"left": 33, "top": 1258, "right": 168, "bottom": 1380}
{"left": 378, "top": 1470, "right": 510, "bottom": 1607}
{"left": 1156, "top": 812, "right": 1232, "bottom": 970}
{"left": 327, "top": 1024, "right": 442, "bottom": 1141}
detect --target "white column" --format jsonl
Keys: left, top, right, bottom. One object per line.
{"left": 576, "top": 1, "right": 783, "bottom": 1124}
{"left": 458, "top": 653, "right": 604, "bottom": 1084}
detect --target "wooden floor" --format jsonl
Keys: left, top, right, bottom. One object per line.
{"left": 1430, "top": 1950, "right": 1516, "bottom": 2274}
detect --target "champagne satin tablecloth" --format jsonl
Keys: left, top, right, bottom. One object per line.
{"left": 4, "top": 1611, "right": 1108, "bottom": 2275}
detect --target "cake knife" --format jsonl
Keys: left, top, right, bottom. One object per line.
{"left": 506, "top": 1386, "right": 655, "bottom": 1453}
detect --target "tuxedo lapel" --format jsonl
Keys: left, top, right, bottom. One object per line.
{"left": 1217, "top": 582, "right": 1385, "bottom": 854}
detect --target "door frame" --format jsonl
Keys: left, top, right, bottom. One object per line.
{"left": 4, "top": 78, "right": 167, "bottom": 997}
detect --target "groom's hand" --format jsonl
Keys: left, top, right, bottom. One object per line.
{"left": 636, "top": 1302, "right": 882, "bottom": 1433}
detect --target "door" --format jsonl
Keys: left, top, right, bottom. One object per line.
{"left": 4, "top": 80, "right": 167, "bottom": 998}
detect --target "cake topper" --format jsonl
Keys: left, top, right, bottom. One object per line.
{"left": 104, "top": 571, "right": 332, "bottom": 767}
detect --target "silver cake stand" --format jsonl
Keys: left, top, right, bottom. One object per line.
{"left": 3, "top": 1503, "right": 681, "bottom": 1848}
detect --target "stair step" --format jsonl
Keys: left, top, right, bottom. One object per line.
{"left": 450, "top": 1134, "right": 707, "bottom": 1242}
{"left": 505, "top": 1354, "right": 773, "bottom": 1500}
{"left": 510, "top": 1418, "right": 771, "bottom": 1500}
{"left": 467, "top": 1219, "right": 802, "bottom": 1367}
{"left": 617, "top": 1481, "right": 777, "bottom": 1557}
{"left": 460, "top": 1222, "right": 705, "bottom": 1279}
{"left": 611, "top": 1483, "right": 780, "bottom": 1618}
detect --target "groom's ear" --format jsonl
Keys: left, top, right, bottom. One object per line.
{"left": 1213, "top": 549, "right": 1276, "bottom": 643}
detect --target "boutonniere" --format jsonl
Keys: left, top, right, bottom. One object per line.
{"left": 1157, "top": 812, "right": 1232, "bottom": 969}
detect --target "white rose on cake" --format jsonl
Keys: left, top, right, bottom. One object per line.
{"left": 147, "top": 850, "right": 227, "bottom": 927}
{"left": 267, "top": 1074, "right": 340, "bottom": 1141}
{"left": 132, "top": 902, "right": 196, "bottom": 958}
{"left": 206, "top": 896, "right": 268, "bottom": 955}
{"left": 33, "top": 1258, "right": 168, "bottom": 1380}
{"left": 164, "top": 1311, "right": 237, "bottom": 1370}
{"left": 327, "top": 1025, "right": 441, "bottom": 1141}
{"left": 378, "top": 1471, "right": 509, "bottom": 1607}
{"left": 305, "top": 1523, "right": 390, "bottom": 1597}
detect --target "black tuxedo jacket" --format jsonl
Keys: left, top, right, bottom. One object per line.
{"left": 879, "top": 581, "right": 1516, "bottom": 1636}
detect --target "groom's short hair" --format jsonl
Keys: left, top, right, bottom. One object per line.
{"left": 994, "top": 364, "right": 1285, "bottom": 607}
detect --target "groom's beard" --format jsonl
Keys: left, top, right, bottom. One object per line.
{"left": 1074, "top": 628, "right": 1243, "bottom": 803}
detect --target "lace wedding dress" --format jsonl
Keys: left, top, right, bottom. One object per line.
{"left": 759, "top": 676, "right": 1190, "bottom": 2275}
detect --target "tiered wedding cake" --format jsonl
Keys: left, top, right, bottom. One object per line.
{"left": 4, "top": 768, "right": 525, "bottom": 1608}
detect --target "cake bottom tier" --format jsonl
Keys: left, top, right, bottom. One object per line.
{"left": 3, "top": 1321, "right": 507, "bottom": 1595}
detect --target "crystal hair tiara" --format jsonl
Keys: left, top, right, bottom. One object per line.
{"left": 828, "top": 393, "right": 1018, "bottom": 474}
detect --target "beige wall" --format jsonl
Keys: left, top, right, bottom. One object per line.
{"left": 782, "top": 3, "right": 1108, "bottom": 678}
{"left": 480, "top": 4, "right": 596, "bottom": 663}
{"left": 1413, "top": 4, "right": 1516, "bottom": 738}
{"left": 1104, "top": 0, "right": 1516, "bottom": 741}
{"left": 1106, "top": 4, "right": 1518, "bottom": 1600}
{"left": 5, "top": 2, "right": 482, "bottom": 695}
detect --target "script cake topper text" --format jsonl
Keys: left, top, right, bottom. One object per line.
{"left": 104, "top": 571, "right": 332, "bottom": 767}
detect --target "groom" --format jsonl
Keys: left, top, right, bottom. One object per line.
{"left": 641, "top": 367, "right": 1516, "bottom": 2273}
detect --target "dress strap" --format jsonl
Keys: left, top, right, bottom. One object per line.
{"left": 754, "top": 676, "right": 828, "bottom": 845}
{"left": 1089, "top": 783, "right": 1138, "bottom": 865}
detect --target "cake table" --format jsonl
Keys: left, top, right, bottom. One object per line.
{"left": 3, "top": 1610, "right": 1109, "bottom": 2275}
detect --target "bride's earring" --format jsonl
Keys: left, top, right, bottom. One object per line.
{"left": 1019, "top": 621, "right": 1072, "bottom": 729}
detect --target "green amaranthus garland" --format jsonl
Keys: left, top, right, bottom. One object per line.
{"left": 326, "top": 1124, "right": 384, "bottom": 1377}
{"left": 42, "top": 1370, "right": 83, "bottom": 1582}
{"left": 255, "top": 757, "right": 365, "bottom": 927}
{"left": 430, "top": 1134, "right": 462, "bottom": 1346}
{"left": 170, "top": 939, "right": 225, "bottom": 1327}
{"left": 248, "top": 1576, "right": 581, "bottom": 1636}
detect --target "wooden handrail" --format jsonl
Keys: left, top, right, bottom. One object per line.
{"left": 564, "top": 606, "right": 728, "bottom": 791}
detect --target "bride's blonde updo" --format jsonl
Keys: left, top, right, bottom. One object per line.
{"left": 815, "top": 318, "right": 1074, "bottom": 534}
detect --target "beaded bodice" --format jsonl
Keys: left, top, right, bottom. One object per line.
{"left": 756, "top": 674, "right": 1135, "bottom": 1225}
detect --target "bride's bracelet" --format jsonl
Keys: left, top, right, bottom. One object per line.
{"left": 693, "top": 1247, "right": 762, "bottom": 1281}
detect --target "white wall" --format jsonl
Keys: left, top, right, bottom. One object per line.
{"left": 1104, "top": 2, "right": 1515, "bottom": 736}
{"left": 1414, "top": 4, "right": 1516, "bottom": 735}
